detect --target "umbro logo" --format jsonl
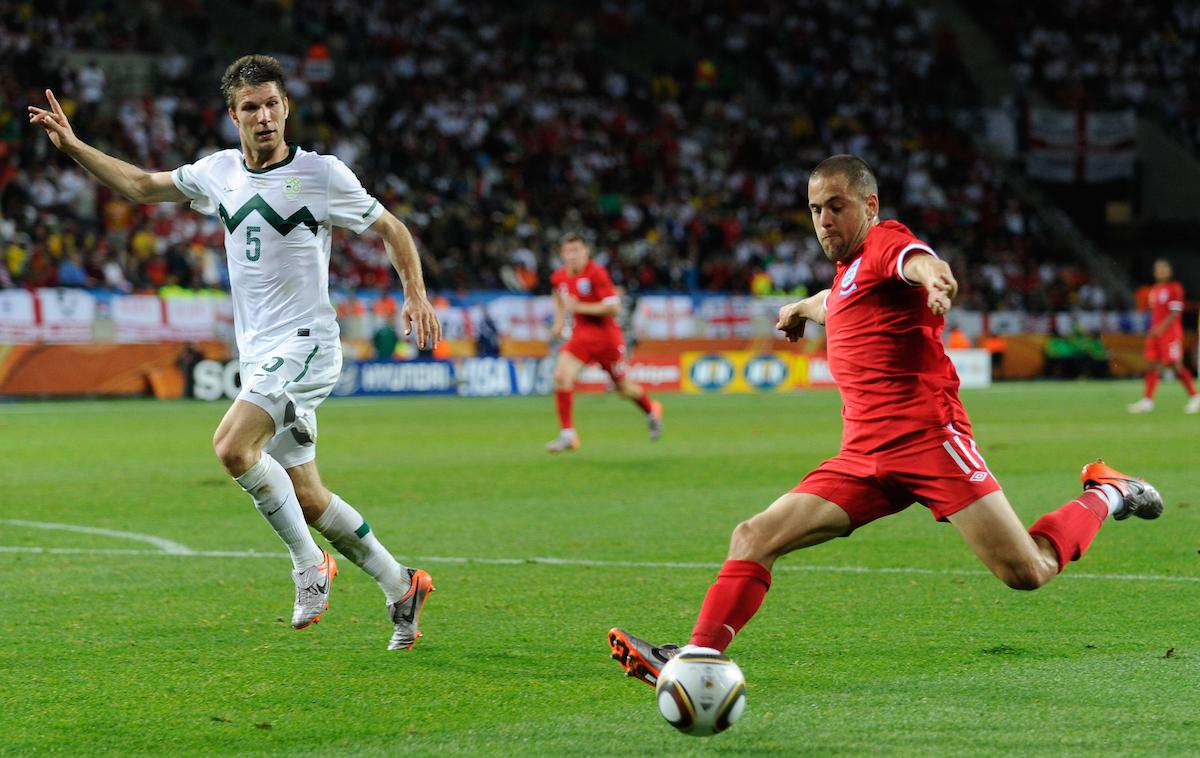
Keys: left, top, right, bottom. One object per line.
{"left": 969, "top": 471, "right": 988, "bottom": 482}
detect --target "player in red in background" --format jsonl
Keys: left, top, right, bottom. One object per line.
{"left": 1127, "top": 258, "right": 1199, "bottom": 414}
{"left": 546, "top": 233, "right": 663, "bottom": 453}
{"left": 609, "top": 155, "right": 1164, "bottom": 685}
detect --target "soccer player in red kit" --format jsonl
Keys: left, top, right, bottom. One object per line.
{"left": 1127, "top": 258, "right": 1199, "bottom": 414}
{"left": 609, "top": 155, "right": 1163, "bottom": 685}
{"left": 545, "top": 233, "right": 663, "bottom": 453}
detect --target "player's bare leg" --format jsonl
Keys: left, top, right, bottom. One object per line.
{"left": 611, "top": 493, "right": 851, "bottom": 685}
{"left": 548, "top": 351, "right": 584, "bottom": 452}
{"left": 288, "top": 461, "right": 434, "bottom": 650}
{"left": 213, "top": 400, "right": 331, "bottom": 627}
{"left": 614, "top": 376, "right": 663, "bottom": 441}
{"left": 948, "top": 492, "right": 1060, "bottom": 590}
{"left": 951, "top": 461, "right": 1161, "bottom": 589}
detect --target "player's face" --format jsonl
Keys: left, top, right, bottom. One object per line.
{"left": 560, "top": 241, "right": 589, "bottom": 274}
{"left": 808, "top": 173, "right": 878, "bottom": 263}
{"left": 229, "top": 82, "right": 289, "bottom": 156}
{"left": 1154, "top": 260, "right": 1172, "bottom": 282}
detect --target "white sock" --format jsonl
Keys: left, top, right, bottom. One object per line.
{"left": 313, "top": 494, "right": 409, "bottom": 603}
{"left": 562, "top": 428, "right": 576, "bottom": 437}
{"left": 236, "top": 455, "right": 324, "bottom": 570}
{"left": 1088, "top": 483, "right": 1125, "bottom": 515}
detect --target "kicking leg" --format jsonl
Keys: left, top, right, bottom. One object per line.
{"left": 611, "top": 492, "right": 851, "bottom": 685}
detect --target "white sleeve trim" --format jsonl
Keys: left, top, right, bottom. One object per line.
{"left": 600, "top": 295, "right": 621, "bottom": 305}
{"left": 1168, "top": 301, "right": 1183, "bottom": 311}
{"left": 896, "top": 243, "right": 937, "bottom": 285}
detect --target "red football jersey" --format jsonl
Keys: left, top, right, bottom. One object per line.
{"left": 551, "top": 260, "right": 623, "bottom": 342}
{"left": 823, "top": 221, "right": 970, "bottom": 453}
{"left": 1148, "top": 281, "right": 1184, "bottom": 339}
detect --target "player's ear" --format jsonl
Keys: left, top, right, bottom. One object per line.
{"left": 865, "top": 193, "right": 879, "bottom": 220}
{"left": 282, "top": 96, "right": 290, "bottom": 119}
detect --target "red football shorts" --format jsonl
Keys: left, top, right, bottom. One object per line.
{"left": 1144, "top": 335, "right": 1183, "bottom": 364}
{"left": 564, "top": 336, "right": 628, "bottom": 382}
{"left": 792, "top": 424, "right": 1002, "bottom": 529}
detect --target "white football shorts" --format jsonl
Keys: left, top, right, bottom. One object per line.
{"left": 237, "top": 339, "right": 343, "bottom": 469}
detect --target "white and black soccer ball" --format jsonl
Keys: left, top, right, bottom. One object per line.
{"left": 655, "top": 648, "right": 746, "bottom": 736}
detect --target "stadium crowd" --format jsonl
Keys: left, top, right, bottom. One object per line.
{"left": 973, "top": 0, "right": 1200, "bottom": 154}
{"left": 1, "top": 0, "right": 1111, "bottom": 311}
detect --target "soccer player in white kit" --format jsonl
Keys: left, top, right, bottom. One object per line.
{"left": 30, "top": 55, "right": 442, "bottom": 650}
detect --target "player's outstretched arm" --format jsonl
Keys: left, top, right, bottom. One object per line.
{"left": 903, "top": 254, "right": 958, "bottom": 316}
{"left": 776, "top": 289, "right": 830, "bottom": 342}
{"left": 27, "top": 89, "right": 185, "bottom": 204}
{"left": 372, "top": 210, "right": 442, "bottom": 349}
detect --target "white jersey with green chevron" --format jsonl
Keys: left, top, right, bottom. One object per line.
{"left": 172, "top": 145, "right": 384, "bottom": 362}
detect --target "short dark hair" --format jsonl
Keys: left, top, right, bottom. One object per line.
{"left": 220, "top": 55, "right": 287, "bottom": 108}
{"left": 559, "top": 232, "right": 589, "bottom": 248}
{"left": 811, "top": 154, "right": 878, "bottom": 198}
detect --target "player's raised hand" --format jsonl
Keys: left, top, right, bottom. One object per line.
{"left": 402, "top": 293, "right": 442, "bottom": 350}
{"left": 27, "top": 89, "right": 79, "bottom": 152}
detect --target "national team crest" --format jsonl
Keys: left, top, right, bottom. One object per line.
{"left": 577, "top": 278, "right": 592, "bottom": 295}
{"left": 283, "top": 177, "right": 302, "bottom": 200}
{"left": 839, "top": 257, "right": 863, "bottom": 296}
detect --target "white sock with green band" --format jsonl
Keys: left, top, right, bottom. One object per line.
{"left": 313, "top": 494, "right": 408, "bottom": 603}
{"left": 235, "top": 455, "right": 323, "bottom": 570}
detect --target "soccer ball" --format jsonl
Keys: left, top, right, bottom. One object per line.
{"left": 655, "top": 648, "right": 746, "bottom": 736}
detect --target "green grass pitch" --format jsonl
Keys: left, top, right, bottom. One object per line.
{"left": 1, "top": 380, "right": 1197, "bottom": 756}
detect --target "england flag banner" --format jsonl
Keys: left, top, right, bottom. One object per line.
{"left": 0, "top": 289, "right": 37, "bottom": 343}
{"left": 37, "top": 288, "right": 95, "bottom": 343}
{"left": 634, "top": 295, "right": 695, "bottom": 340}
{"left": 113, "top": 295, "right": 168, "bottom": 342}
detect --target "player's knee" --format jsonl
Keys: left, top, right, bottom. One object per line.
{"left": 999, "top": 560, "right": 1052, "bottom": 591}
{"left": 212, "top": 434, "right": 256, "bottom": 477}
{"left": 728, "top": 519, "right": 772, "bottom": 561}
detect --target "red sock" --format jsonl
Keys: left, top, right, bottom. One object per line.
{"left": 555, "top": 390, "right": 573, "bottom": 429}
{"left": 688, "top": 560, "right": 772, "bottom": 652}
{"left": 1179, "top": 366, "right": 1197, "bottom": 396}
{"left": 1028, "top": 490, "right": 1108, "bottom": 572}
{"left": 1144, "top": 369, "right": 1160, "bottom": 399}
{"left": 634, "top": 388, "right": 653, "bottom": 414}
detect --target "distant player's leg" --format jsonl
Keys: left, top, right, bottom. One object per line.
{"left": 288, "top": 463, "right": 434, "bottom": 650}
{"left": 611, "top": 490, "right": 854, "bottom": 686}
{"left": 610, "top": 349, "right": 663, "bottom": 441}
{"left": 547, "top": 348, "right": 585, "bottom": 452}
{"left": 950, "top": 461, "right": 1161, "bottom": 587}
{"left": 212, "top": 399, "right": 333, "bottom": 629}
{"left": 1167, "top": 343, "right": 1199, "bottom": 412}
{"left": 1129, "top": 340, "right": 1161, "bottom": 412}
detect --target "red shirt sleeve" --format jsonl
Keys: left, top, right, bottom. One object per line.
{"left": 875, "top": 233, "right": 936, "bottom": 286}
{"left": 1169, "top": 282, "right": 1185, "bottom": 311}
{"left": 591, "top": 264, "right": 617, "bottom": 300}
